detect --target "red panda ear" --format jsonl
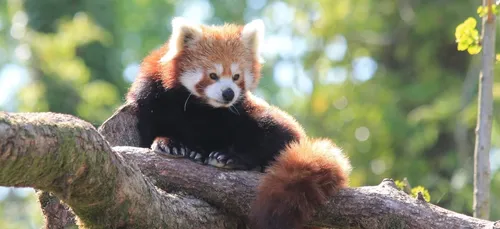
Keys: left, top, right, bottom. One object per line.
{"left": 160, "top": 17, "right": 203, "bottom": 63}
{"left": 241, "top": 19, "right": 265, "bottom": 63}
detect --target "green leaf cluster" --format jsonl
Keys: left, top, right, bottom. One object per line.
{"left": 1, "top": 0, "right": 500, "bottom": 227}
{"left": 411, "top": 186, "right": 431, "bottom": 202}
{"left": 455, "top": 17, "right": 481, "bottom": 55}
{"left": 394, "top": 179, "right": 431, "bottom": 202}
{"left": 477, "top": 5, "right": 498, "bottom": 17}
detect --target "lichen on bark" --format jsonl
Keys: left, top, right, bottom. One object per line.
{"left": 0, "top": 111, "right": 498, "bottom": 229}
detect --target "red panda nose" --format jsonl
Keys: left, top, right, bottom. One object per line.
{"left": 222, "top": 88, "right": 235, "bottom": 102}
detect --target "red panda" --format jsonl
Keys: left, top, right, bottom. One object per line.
{"left": 126, "top": 17, "right": 352, "bottom": 229}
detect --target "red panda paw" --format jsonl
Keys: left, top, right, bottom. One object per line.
{"left": 151, "top": 137, "right": 206, "bottom": 163}
{"left": 152, "top": 137, "right": 188, "bottom": 158}
{"left": 187, "top": 150, "right": 206, "bottom": 164}
{"left": 206, "top": 151, "right": 249, "bottom": 170}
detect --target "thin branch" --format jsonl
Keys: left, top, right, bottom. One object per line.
{"left": 474, "top": 0, "right": 496, "bottom": 219}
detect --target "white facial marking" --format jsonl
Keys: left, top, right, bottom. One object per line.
{"left": 214, "top": 63, "right": 223, "bottom": 75}
{"left": 204, "top": 78, "right": 242, "bottom": 107}
{"left": 244, "top": 69, "right": 254, "bottom": 90}
{"left": 179, "top": 68, "right": 203, "bottom": 96}
{"left": 230, "top": 63, "right": 240, "bottom": 74}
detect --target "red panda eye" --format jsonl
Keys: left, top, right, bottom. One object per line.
{"left": 233, "top": 74, "right": 240, "bottom": 81}
{"left": 209, "top": 73, "right": 219, "bottom": 80}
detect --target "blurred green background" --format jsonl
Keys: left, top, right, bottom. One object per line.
{"left": 0, "top": 0, "right": 499, "bottom": 228}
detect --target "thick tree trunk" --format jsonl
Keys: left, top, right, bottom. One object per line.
{"left": 0, "top": 109, "right": 499, "bottom": 229}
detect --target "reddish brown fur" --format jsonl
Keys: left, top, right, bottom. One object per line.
{"left": 194, "top": 77, "right": 213, "bottom": 96}
{"left": 242, "top": 92, "right": 308, "bottom": 144}
{"left": 126, "top": 46, "right": 168, "bottom": 101}
{"left": 127, "top": 20, "right": 350, "bottom": 229}
{"left": 151, "top": 136, "right": 170, "bottom": 147}
{"left": 128, "top": 23, "right": 261, "bottom": 102}
{"left": 171, "top": 24, "right": 260, "bottom": 91}
{"left": 250, "top": 138, "right": 350, "bottom": 229}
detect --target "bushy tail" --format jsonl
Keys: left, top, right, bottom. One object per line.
{"left": 249, "top": 138, "right": 352, "bottom": 229}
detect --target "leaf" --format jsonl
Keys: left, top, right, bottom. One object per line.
{"left": 411, "top": 186, "right": 431, "bottom": 202}
{"left": 477, "top": 5, "right": 498, "bottom": 17}
{"left": 455, "top": 23, "right": 465, "bottom": 39}
{"left": 457, "top": 42, "right": 469, "bottom": 51}
{"left": 478, "top": 6, "right": 487, "bottom": 17}
{"left": 464, "top": 17, "right": 477, "bottom": 28}
{"left": 395, "top": 180, "right": 405, "bottom": 190}
{"left": 467, "top": 45, "right": 482, "bottom": 55}
{"left": 455, "top": 17, "right": 481, "bottom": 54}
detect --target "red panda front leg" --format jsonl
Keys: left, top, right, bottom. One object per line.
{"left": 152, "top": 137, "right": 205, "bottom": 163}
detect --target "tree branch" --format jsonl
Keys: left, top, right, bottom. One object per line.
{"left": 120, "top": 146, "right": 499, "bottom": 229}
{"left": 0, "top": 112, "right": 238, "bottom": 229}
{"left": 0, "top": 110, "right": 498, "bottom": 228}
{"left": 473, "top": 0, "right": 496, "bottom": 219}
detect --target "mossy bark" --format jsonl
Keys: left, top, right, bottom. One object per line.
{"left": 0, "top": 110, "right": 498, "bottom": 229}
{"left": 0, "top": 112, "right": 237, "bottom": 229}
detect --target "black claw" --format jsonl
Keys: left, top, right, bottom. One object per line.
{"left": 209, "top": 152, "right": 219, "bottom": 158}
{"left": 152, "top": 139, "right": 187, "bottom": 158}
{"left": 217, "top": 154, "right": 228, "bottom": 161}
{"left": 206, "top": 151, "right": 248, "bottom": 170}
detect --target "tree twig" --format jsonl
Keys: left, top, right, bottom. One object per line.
{"left": 474, "top": 0, "right": 496, "bottom": 219}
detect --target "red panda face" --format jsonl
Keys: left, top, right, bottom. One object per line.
{"left": 159, "top": 17, "right": 264, "bottom": 108}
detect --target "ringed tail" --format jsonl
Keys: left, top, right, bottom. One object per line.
{"left": 250, "top": 138, "right": 352, "bottom": 229}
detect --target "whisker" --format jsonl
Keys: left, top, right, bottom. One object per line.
{"left": 229, "top": 105, "right": 240, "bottom": 116}
{"left": 228, "top": 106, "right": 236, "bottom": 115}
{"left": 184, "top": 93, "right": 192, "bottom": 112}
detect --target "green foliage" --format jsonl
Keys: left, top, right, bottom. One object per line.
{"left": 455, "top": 17, "right": 481, "bottom": 55}
{"left": 394, "top": 179, "right": 431, "bottom": 202}
{"left": 455, "top": 4, "right": 500, "bottom": 57}
{"left": 0, "top": 0, "right": 499, "bottom": 227}
{"left": 411, "top": 186, "right": 431, "bottom": 202}
{"left": 0, "top": 188, "right": 43, "bottom": 229}
{"left": 395, "top": 180, "right": 405, "bottom": 190}
{"left": 29, "top": 13, "right": 111, "bottom": 84}
{"left": 477, "top": 5, "right": 498, "bottom": 17}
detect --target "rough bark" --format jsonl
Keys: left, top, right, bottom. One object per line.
{"left": 122, "top": 146, "right": 500, "bottom": 229}
{"left": 37, "top": 190, "right": 77, "bottom": 229}
{"left": 0, "top": 112, "right": 237, "bottom": 229}
{"left": 0, "top": 109, "right": 499, "bottom": 229}
{"left": 474, "top": 0, "right": 496, "bottom": 219}
{"left": 97, "top": 102, "right": 140, "bottom": 147}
